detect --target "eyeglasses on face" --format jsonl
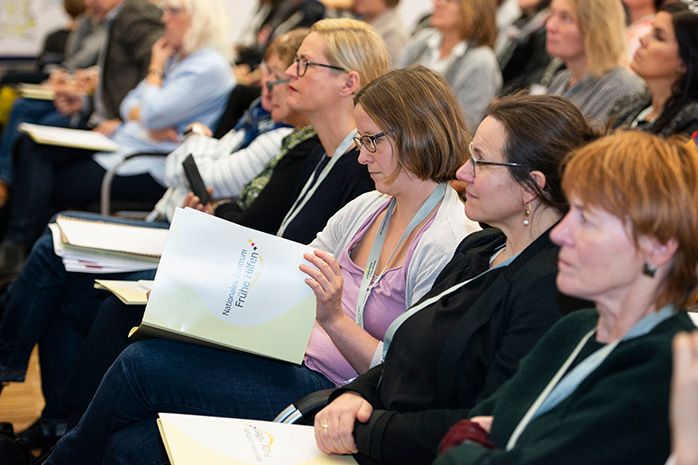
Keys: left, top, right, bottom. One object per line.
{"left": 293, "top": 56, "right": 348, "bottom": 77}
{"left": 467, "top": 142, "right": 522, "bottom": 176}
{"left": 265, "top": 78, "right": 290, "bottom": 92}
{"left": 353, "top": 132, "right": 386, "bottom": 153}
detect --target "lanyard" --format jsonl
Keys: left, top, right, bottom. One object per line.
{"left": 381, "top": 245, "right": 518, "bottom": 358}
{"left": 354, "top": 183, "right": 447, "bottom": 328}
{"left": 276, "top": 130, "right": 358, "bottom": 237}
{"left": 506, "top": 305, "right": 675, "bottom": 451}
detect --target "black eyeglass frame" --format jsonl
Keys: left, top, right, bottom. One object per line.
{"left": 353, "top": 132, "right": 387, "bottom": 153}
{"left": 294, "top": 56, "right": 348, "bottom": 77}
{"left": 467, "top": 141, "right": 523, "bottom": 176}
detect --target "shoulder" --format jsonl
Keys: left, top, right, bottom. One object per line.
{"left": 334, "top": 191, "right": 390, "bottom": 218}
{"left": 176, "top": 48, "right": 231, "bottom": 75}
{"left": 610, "top": 92, "right": 651, "bottom": 125}
{"left": 597, "top": 67, "right": 645, "bottom": 91}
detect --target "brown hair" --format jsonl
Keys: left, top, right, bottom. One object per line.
{"left": 562, "top": 131, "right": 698, "bottom": 309}
{"left": 354, "top": 65, "right": 469, "bottom": 183}
{"left": 486, "top": 93, "right": 601, "bottom": 214}
{"left": 265, "top": 28, "right": 309, "bottom": 66}
{"left": 63, "top": 0, "right": 86, "bottom": 18}
{"left": 457, "top": 0, "right": 497, "bottom": 47}
{"left": 310, "top": 18, "right": 390, "bottom": 91}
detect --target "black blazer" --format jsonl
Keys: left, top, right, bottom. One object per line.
{"left": 100, "top": 0, "right": 164, "bottom": 120}
{"left": 332, "top": 227, "right": 590, "bottom": 465}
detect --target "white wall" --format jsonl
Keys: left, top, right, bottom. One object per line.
{"left": 0, "top": 0, "right": 433, "bottom": 58}
{"left": 227, "top": 0, "right": 433, "bottom": 41}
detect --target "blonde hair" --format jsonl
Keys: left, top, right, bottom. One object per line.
{"left": 167, "top": 0, "right": 232, "bottom": 60}
{"left": 562, "top": 131, "right": 698, "bottom": 309}
{"left": 457, "top": 0, "right": 497, "bottom": 47}
{"left": 310, "top": 18, "right": 390, "bottom": 91}
{"left": 355, "top": 66, "right": 469, "bottom": 183}
{"left": 569, "top": 0, "right": 626, "bottom": 75}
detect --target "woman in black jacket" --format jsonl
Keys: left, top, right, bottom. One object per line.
{"left": 313, "top": 93, "right": 600, "bottom": 465}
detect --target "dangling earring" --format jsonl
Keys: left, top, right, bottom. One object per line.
{"left": 523, "top": 203, "right": 531, "bottom": 226}
{"left": 643, "top": 263, "right": 657, "bottom": 278}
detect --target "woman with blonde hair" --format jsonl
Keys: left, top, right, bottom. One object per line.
{"left": 397, "top": 0, "right": 502, "bottom": 132}
{"left": 544, "top": 0, "right": 644, "bottom": 122}
{"left": 436, "top": 131, "right": 698, "bottom": 465}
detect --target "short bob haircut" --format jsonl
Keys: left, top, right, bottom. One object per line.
{"left": 486, "top": 93, "right": 601, "bottom": 214}
{"left": 568, "top": 0, "right": 627, "bottom": 76}
{"left": 165, "top": 0, "right": 232, "bottom": 60}
{"left": 562, "top": 131, "right": 698, "bottom": 310}
{"left": 310, "top": 18, "right": 390, "bottom": 91}
{"left": 354, "top": 65, "right": 469, "bottom": 184}
{"left": 455, "top": 0, "right": 497, "bottom": 48}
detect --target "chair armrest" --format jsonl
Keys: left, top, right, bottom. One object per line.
{"left": 273, "top": 389, "right": 335, "bottom": 425}
{"left": 100, "top": 152, "right": 168, "bottom": 216}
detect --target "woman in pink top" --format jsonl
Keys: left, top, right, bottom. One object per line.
{"left": 44, "top": 61, "right": 478, "bottom": 464}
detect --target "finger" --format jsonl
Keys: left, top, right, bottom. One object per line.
{"left": 356, "top": 401, "right": 373, "bottom": 423}
{"left": 314, "top": 249, "right": 341, "bottom": 275}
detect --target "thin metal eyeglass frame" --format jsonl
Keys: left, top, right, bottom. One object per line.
{"left": 467, "top": 141, "right": 522, "bottom": 176}
{"left": 265, "top": 78, "right": 290, "bottom": 92}
{"left": 353, "top": 132, "right": 386, "bottom": 153}
{"left": 294, "top": 57, "right": 348, "bottom": 77}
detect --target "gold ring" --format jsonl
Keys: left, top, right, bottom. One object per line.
{"left": 319, "top": 424, "right": 329, "bottom": 431}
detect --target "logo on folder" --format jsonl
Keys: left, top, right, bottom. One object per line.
{"left": 222, "top": 239, "right": 264, "bottom": 318}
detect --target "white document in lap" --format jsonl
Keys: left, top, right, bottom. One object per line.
{"left": 134, "top": 208, "right": 318, "bottom": 364}
{"left": 19, "top": 122, "right": 119, "bottom": 151}
{"left": 158, "top": 414, "right": 357, "bottom": 465}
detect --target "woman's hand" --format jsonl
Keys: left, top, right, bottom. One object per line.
{"left": 300, "top": 250, "right": 344, "bottom": 327}
{"left": 184, "top": 122, "right": 213, "bottom": 138}
{"left": 470, "top": 416, "right": 493, "bottom": 433}
{"left": 314, "top": 392, "right": 373, "bottom": 455}
{"left": 182, "top": 188, "right": 214, "bottom": 215}
{"left": 671, "top": 331, "right": 698, "bottom": 465}
{"left": 149, "top": 37, "right": 174, "bottom": 72}
{"left": 148, "top": 127, "right": 179, "bottom": 142}
{"left": 53, "top": 88, "right": 83, "bottom": 115}
{"left": 93, "top": 118, "right": 122, "bottom": 136}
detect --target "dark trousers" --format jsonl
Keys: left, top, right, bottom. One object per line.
{"left": 5, "top": 136, "right": 165, "bottom": 243}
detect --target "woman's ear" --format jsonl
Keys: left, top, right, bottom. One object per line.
{"left": 340, "top": 70, "right": 361, "bottom": 97}
{"left": 639, "top": 236, "right": 679, "bottom": 269}
{"left": 522, "top": 170, "right": 547, "bottom": 204}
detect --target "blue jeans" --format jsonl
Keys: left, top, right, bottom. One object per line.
{"left": 46, "top": 339, "right": 335, "bottom": 465}
{"left": 0, "top": 97, "right": 78, "bottom": 184}
{"left": 0, "top": 212, "right": 167, "bottom": 420}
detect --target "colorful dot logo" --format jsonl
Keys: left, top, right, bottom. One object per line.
{"left": 248, "top": 239, "right": 257, "bottom": 251}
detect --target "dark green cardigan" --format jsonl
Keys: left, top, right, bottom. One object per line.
{"left": 436, "top": 309, "right": 696, "bottom": 465}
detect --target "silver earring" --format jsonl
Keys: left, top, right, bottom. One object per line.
{"left": 643, "top": 263, "right": 657, "bottom": 278}
{"left": 523, "top": 203, "right": 531, "bottom": 226}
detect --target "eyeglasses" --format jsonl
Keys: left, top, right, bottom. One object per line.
{"left": 265, "top": 78, "right": 290, "bottom": 92}
{"left": 353, "top": 132, "right": 386, "bottom": 153}
{"left": 294, "top": 57, "right": 347, "bottom": 77}
{"left": 467, "top": 142, "right": 522, "bottom": 176}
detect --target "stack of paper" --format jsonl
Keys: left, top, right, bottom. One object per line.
{"left": 50, "top": 215, "right": 169, "bottom": 273}
{"left": 158, "top": 413, "right": 357, "bottom": 465}
{"left": 94, "top": 279, "right": 153, "bottom": 305}
{"left": 19, "top": 122, "right": 119, "bottom": 151}
{"left": 18, "top": 83, "right": 56, "bottom": 100}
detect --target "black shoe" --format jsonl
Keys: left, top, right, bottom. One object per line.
{"left": 0, "top": 241, "right": 29, "bottom": 278}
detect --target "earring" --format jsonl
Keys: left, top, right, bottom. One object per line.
{"left": 643, "top": 262, "right": 657, "bottom": 278}
{"left": 523, "top": 203, "right": 531, "bottom": 226}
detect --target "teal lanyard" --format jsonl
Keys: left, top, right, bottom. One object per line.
{"left": 354, "top": 183, "right": 447, "bottom": 328}
{"left": 276, "top": 130, "right": 358, "bottom": 237}
{"left": 381, "top": 245, "right": 518, "bottom": 358}
{"left": 506, "top": 305, "right": 675, "bottom": 450}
